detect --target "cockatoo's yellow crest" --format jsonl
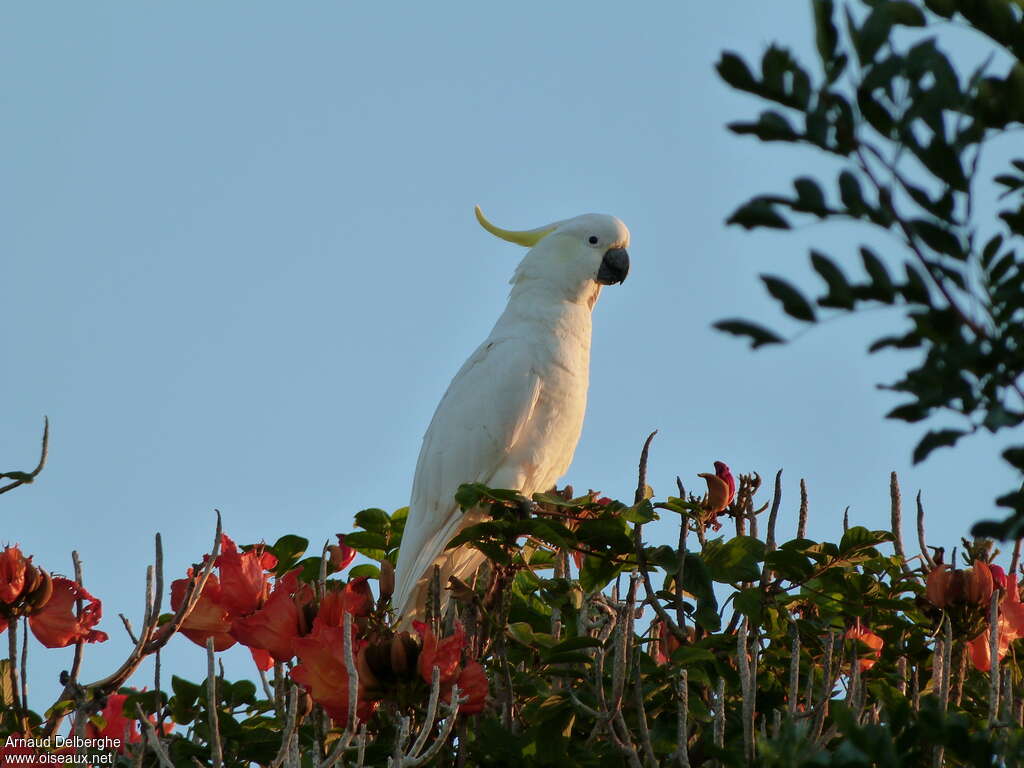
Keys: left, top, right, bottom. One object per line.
{"left": 474, "top": 205, "right": 557, "bottom": 247}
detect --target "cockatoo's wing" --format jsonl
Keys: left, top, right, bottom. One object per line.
{"left": 393, "top": 334, "right": 542, "bottom": 617}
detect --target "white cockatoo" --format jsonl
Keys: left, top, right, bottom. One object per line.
{"left": 393, "top": 206, "right": 630, "bottom": 621}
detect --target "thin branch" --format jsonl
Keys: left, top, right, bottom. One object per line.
{"left": 137, "top": 704, "right": 175, "bottom": 768}
{"left": 634, "top": 430, "right": 657, "bottom": 504}
{"left": 797, "top": 479, "right": 809, "bottom": 539}
{"left": 0, "top": 416, "right": 49, "bottom": 496}
{"left": 674, "top": 669, "right": 691, "bottom": 768}
{"left": 917, "top": 492, "right": 937, "bottom": 569}
{"left": 890, "top": 472, "right": 911, "bottom": 574}
{"left": 206, "top": 638, "right": 223, "bottom": 768}
{"left": 631, "top": 648, "right": 657, "bottom": 768}
{"left": 989, "top": 591, "right": 1001, "bottom": 725}
{"left": 269, "top": 687, "right": 300, "bottom": 768}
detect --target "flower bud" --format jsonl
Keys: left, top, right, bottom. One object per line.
{"left": 23, "top": 568, "right": 53, "bottom": 614}
{"left": 379, "top": 560, "right": 395, "bottom": 602}
{"left": 966, "top": 560, "right": 994, "bottom": 605}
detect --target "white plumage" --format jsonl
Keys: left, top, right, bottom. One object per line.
{"left": 393, "top": 207, "right": 630, "bottom": 622}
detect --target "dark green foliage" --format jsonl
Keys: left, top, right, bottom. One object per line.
{"left": 715, "top": 0, "right": 1024, "bottom": 538}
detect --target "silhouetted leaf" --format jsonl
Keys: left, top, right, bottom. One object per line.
{"left": 762, "top": 275, "right": 817, "bottom": 321}
{"left": 912, "top": 429, "right": 965, "bottom": 463}
{"left": 713, "top": 319, "right": 785, "bottom": 349}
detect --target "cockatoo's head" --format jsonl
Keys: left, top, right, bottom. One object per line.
{"left": 475, "top": 206, "right": 630, "bottom": 303}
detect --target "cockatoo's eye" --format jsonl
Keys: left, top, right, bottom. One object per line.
{"left": 588, "top": 235, "right": 599, "bottom": 245}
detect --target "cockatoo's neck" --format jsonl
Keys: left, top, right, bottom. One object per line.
{"left": 491, "top": 277, "right": 599, "bottom": 350}
{"left": 507, "top": 274, "right": 603, "bottom": 310}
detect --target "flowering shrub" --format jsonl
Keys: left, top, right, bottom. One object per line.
{"left": 6, "top": 450, "right": 1024, "bottom": 767}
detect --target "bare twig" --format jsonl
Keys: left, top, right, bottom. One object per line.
{"left": 674, "top": 669, "right": 691, "bottom": 768}
{"left": 631, "top": 648, "right": 657, "bottom": 768}
{"left": 917, "top": 492, "right": 936, "bottom": 569}
{"left": 408, "top": 666, "right": 442, "bottom": 760}
{"left": 206, "top": 638, "right": 223, "bottom": 768}
{"left": 84, "top": 513, "right": 223, "bottom": 696}
{"left": 269, "top": 686, "right": 300, "bottom": 768}
{"left": 788, "top": 619, "right": 801, "bottom": 716}
{"left": 1012, "top": 536, "right": 1023, "bottom": 578}
{"left": 797, "top": 479, "right": 809, "bottom": 539}
{"left": 738, "top": 618, "right": 756, "bottom": 763}
{"left": 714, "top": 677, "right": 726, "bottom": 752}
{"left": 137, "top": 704, "right": 175, "bottom": 768}
{"left": 19, "top": 618, "right": 28, "bottom": 714}
{"left": 634, "top": 431, "right": 657, "bottom": 504}
{"left": 0, "top": 416, "right": 49, "bottom": 496}
{"left": 8, "top": 617, "right": 21, "bottom": 713}
{"left": 989, "top": 591, "right": 1001, "bottom": 725}
{"left": 890, "top": 472, "right": 911, "bottom": 573}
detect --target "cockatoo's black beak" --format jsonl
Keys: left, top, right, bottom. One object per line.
{"left": 596, "top": 247, "right": 630, "bottom": 285}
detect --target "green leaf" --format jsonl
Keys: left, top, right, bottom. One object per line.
{"left": 886, "top": 1, "right": 927, "bottom": 27}
{"left": 839, "top": 526, "right": 892, "bottom": 556}
{"left": 1003, "top": 446, "right": 1024, "bottom": 471}
{"left": 733, "top": 587, "right": 764, "bottom": 620}
{"left": 703, "top": 536, "right": 766, "bottom": 583}
{"left": 765, "top": 548, "right": 814, "bottom": 581}
{"left": 507, "top": 622, "right": 535, "bottom": 646}
{"left": 860, "top": 247, "right": 896, "bottom": 303}
{"left": 270, "top": 535, "right": 308, "bottom": 572}
{"left": 855, "top": 6, "right": 894, "bottom": 64}
{"left": 838, "top": 170, "right": 867, "bottom": 215}
{"left": 762, "top": 275, "right": 817, "bottom": 321}
{"left": 912, "top": 219, "right": 964, "bottom": 259}
{"left": 728, "top": 111, "right": 799, "bottom": 142}
{"left": 716, "top": 52, "right": 759, "bottom": 92}
{"left": 546, "top": 636, "right": 603, "bottom": 654}
{"left": 343, "top": 531, "right": 388, "bottom": 551}
{"left": 794, "top": 177, "right": 828, "bottom": 215}
{"left": 901, "top": 264, "right": 932, "bottom": 304}
{"left": 887, "top": 403, "right": 929, "bottom": 423}
{"left": 355, "top": 508, "right": 391, "bottom": 534}
{"left": 813, "top": 0, "right": 839, "bottom": 73}
{"left": 811, "top": 250, "right": 855, "bottom": 309}
{"left": 579, "top": 553, "right": 624, "bottom": 593}
{"left": 728, "top": 199, "right": 790, "bottom": 230}
{"left": 348, "top": 563, "right": 380, "bottom": 579}
{"left": 912, "top": 429, "right": 965, "bottom": 463}
{"left": 622, "top": 500, "right": 657, "bottom": 524}
{"left": 171, "top": 675, "right": 201, "bottom": 706}
{"left": 713, "top": 319, "right": 785, "bottom": 349}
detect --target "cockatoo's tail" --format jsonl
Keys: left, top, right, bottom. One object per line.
{"left": 393, "top": 206, "right": 631, "bottom": 623}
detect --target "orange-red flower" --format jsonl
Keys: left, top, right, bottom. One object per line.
{"left": 342, "top": 577, "right": 374, "bottom": 617}
{"left": 215, "top": 535, "right": 276, "bottom": 617}
{"left": 653, "top": 619, "right": 682, "bottom": 665}
{"left": 170, "top": 572, "right": 236, "bottom": 651}
{"left": 416, "top": 622, "right": 466, "bottom": 687}
{"left": 969, "top": 574, "right": 1024, "bottom": 671}
{"left": 86, "top": 691, "right": 172, "bottom": 752}
{"left": 231, "top": 571, "right": 308, "bottom": 664}
{"left": 291, "top": 624, "right": 374, "bottom": 723}
{"left": 451, "top": 660, "right": 487, "bottom": 714}
{"left": 0, "top": 545, "right": 29, "bottom": 604}
{"left": 28, "top": 577, "right": 108, "bottom": 648}
{"left": 846, "top": 622, "right": 884, "bottom": 671}
{"left": 925, "top": 560, "right": 995, "bottom": 608}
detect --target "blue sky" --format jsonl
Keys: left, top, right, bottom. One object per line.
{"left": 2, "top": 3, "right": 1012, "bottom": 702}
